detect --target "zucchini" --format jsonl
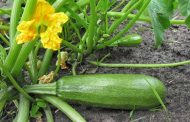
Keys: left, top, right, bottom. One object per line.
{"left": 25, "top": 74, "right": 166, "bottom": 109}
{"left": 109, "top": 34, "right": 142, "bottom": 47}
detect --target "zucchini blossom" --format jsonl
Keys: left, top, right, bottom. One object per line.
{"left": 16, "top": 0, "right": 68, "bottom": 50}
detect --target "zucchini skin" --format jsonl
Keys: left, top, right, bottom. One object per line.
{"left": 57, "top": 74, "right": 166, "bottom": 109}
{"left": 110, "top": 34, "right": 142, "bottom": 47}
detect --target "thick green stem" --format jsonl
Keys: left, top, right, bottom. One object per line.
{"left": 38, "top": 49, "right": 53, "bottom": 77}
{"left": 44, "top": 105, "right": 54, "bottom": 122}
{"left": 4, "top": 0, "right": 37, "bottom": 72}
{"left": 24, "top": 83, "right": 56, "bottom": 95}
{"left": 11, "top": 41, "right": 36, "bottom": 77}
{"left": 97, "top": 0, "right": 151, "bottom": 49}
{"left": 108, "top": 0, "right": 142, "bottom": 34}
{"left": 29, "top": 50, "right": 38, "bottom": 84}
{"left": 54, "top": 50, "right": 61, "bottom": 75}
{"left": 16, "top": 95, "right": 30, "bottom": 122}
{"left": 107, "top": 12, "right": 186, "bottom": 25}
{"left": 0, "top": 87, "right": 14, "bottom": 112}
{"left": 86, "top": 0, "right": 97, "bottom": 53}
{"left": 9, "top": 0, "right": 22, "bottom": 44}
{"left": 0, "top": 25, "right": 9, "bottom": 30}
{"left": 40, "top": 95, "right": 86, "bottom": 122}
{"left": 89, "top": 60, "right": 190, "bottom": 68}
{"left": 72, "top": 62, "right": 78, "bottom": 76}
{"left": 0, "top": 61, "right": 33, "bottom": 101}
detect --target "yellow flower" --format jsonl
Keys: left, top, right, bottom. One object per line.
{"left": 16, "top": 0, "right": 68, "bottom": 50}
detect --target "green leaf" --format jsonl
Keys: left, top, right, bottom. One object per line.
{"left": 178, "top": 0, "right": 190, "bottom": 16}
{"left": 97, "top": 0, "right": 109, "bottom": 12}
{"left": 157, "top": 13, "right": 171, "bottom": 29}
{"left": 164, "top": 0, "right": 175, "bottom": 15}
{"left": 185, "top": 15, "right": 190, "bottom": 28}
{"left": 148, "top": 0, "right": 171, "bottom": 47}
{"left": 0, "top": 87, "right": 8, "bottom": 113}
{"left": 37, "top": 100, "right": 47, "bottom": 108}
{"left": 97, "top": 0, "right": 116, "bottom": 12}
{"left": 30, "top": 104, "right": 40, "bottom": 118}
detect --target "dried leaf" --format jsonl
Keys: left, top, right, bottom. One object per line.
{"left": 38, "top": 71, "right": 54, "bottom": 84}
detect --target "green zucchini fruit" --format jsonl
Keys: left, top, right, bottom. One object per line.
{"left": 109, "top": 34, "right": 142, "bottom": 47}
{"left": 25, "top": 74, "right": 166, "bottom": 110}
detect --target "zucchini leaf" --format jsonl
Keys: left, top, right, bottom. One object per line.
{"left": 179, "top": 0, "right": 190, "bottom": 28}
{"left": 185, "top": 15, "right": 190, "bottom": 28}
{"left": 96, "top": 0, "right": 116, "bottom": 12}
{"left": 148, "top": 0, "right": 172, "bottom": 47}
{"left": 178, "top": 0, "right": 190, "bottom": 16}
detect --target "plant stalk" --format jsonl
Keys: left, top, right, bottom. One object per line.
{"left": 40, "top": 95, "right": 86, "bottom": 122}
{"left": 88, "top": 60, "right": 190, "bottom": 68}
{"left": 11, "top": 41, "right": 36, "bottom": 77}
{"left": 97, "top": 0, "right": 151, "bottom": 49}
{"left": 4, "top": 0, "right": 37, "bottom": 72}
{"left": 107, "top": 12, "right": 185, "bottom": 25}
{"left": 108, "top": 0, "right": 142, "bottom": 34}
{"left": 16, "top": 95, "right": 30, "bottom": 122}
{"left": 86, "top": 0, "right": 97, "bottom": 54}
{"left": 44, "top": 105, "right": 54, "bottom": 122}
{"left": 0, "top": 61, "right": 34, "bottom": 101}
{"left": 9, "top": 0, "right": 22, "bottom": 44}
{"left": 38, "top": 49, "right": 53, "bottom": 77}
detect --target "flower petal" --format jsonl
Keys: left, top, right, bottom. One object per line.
{"left": 16, "top": 20, "right": 37, "bottom": 44}
{"left": 40, "top": 28, "right": 62, "bottom": 50}
{"left": 49, "top": 12, "right": 69, "bottom": 32}
{"left": 34, "top": 0, "right": 55, "bottom": 22}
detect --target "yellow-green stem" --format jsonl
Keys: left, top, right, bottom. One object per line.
{"left": 86, "top": 0, "right": 97, "bottom": 53}
{"left": 41, "top": 95, "right": 86, "bottom": 122}
{"left": 11, "top": 41, "right": 36, "bottom": 77}
{"left": 0, "top": 61, "right": 33, "bottom": 101}
{"left": 107, "top": 12, "right": 185, "bottom": 25}
{"left": 108, "top": 0, "right": 142, "bottom": 34}
{"left": 97, "top": 0, "right": 151, "bottom": 49}
{"left": 89, "top": 60, "right": 190, "bottom": 68}
{"left": 16, "top": 95, "right": 30, "bottom": 122}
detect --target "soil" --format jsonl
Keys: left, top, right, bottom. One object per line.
{"left": 54, "top": 23, "right": 190, "bottom": 122}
